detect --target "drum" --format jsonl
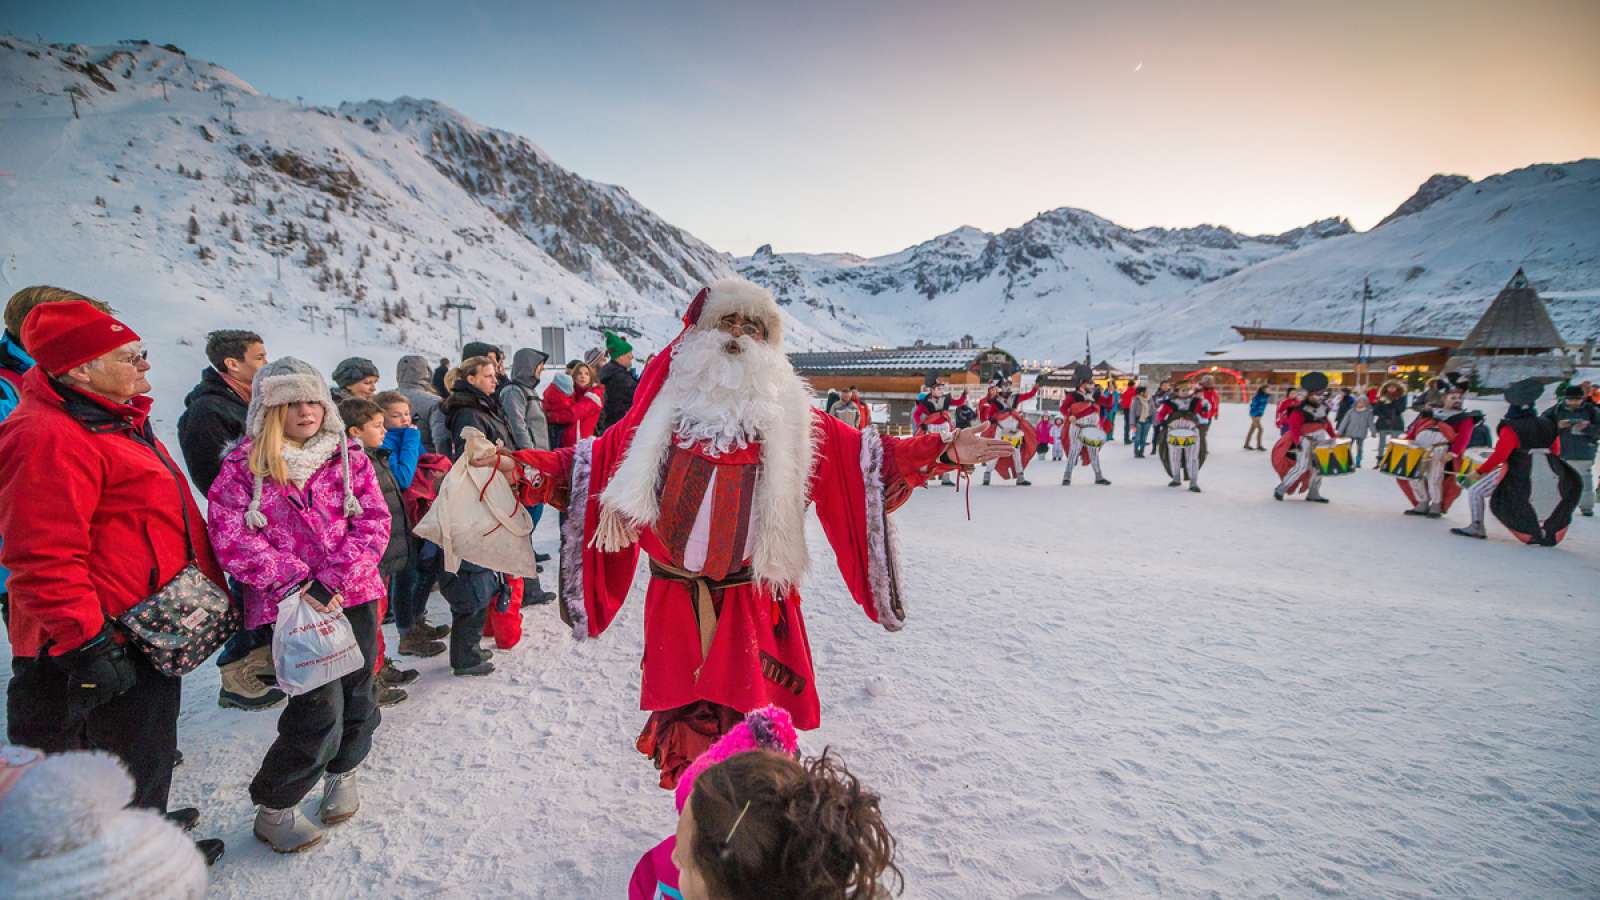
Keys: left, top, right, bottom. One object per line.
{"left": 1379, "top": 439, "right": 1427, "bottom": 479}
{"left": 1456, "top": 448, "right": 1494, "bottom": 486}
{"left": 926, "top": 422, "right": 952, "bottom": 436}
{"left": 1077, "top": 426, "right": 1107, "bottom": 448}
{"left": 1166, "top": 422, "right": 1199, "bottom": 447}
{"left": 1311, "top": 438, "right": 1355, "bottom": 476}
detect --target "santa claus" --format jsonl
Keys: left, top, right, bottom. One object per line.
{"left": 473, "top": 279, "right": 1009, "bottom": 787}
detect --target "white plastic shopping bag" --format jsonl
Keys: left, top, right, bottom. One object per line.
{"left": 413, "top": 427, "right": 541, "bottom": 577}
{"left": 271, "top": 589, "right": 363, "bottom": 696}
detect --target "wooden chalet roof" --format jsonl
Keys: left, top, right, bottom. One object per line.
{"left": 788, "top": 346, "right": 1014, "bottom": 376}
{"left": 1231, "top": 325, "right": 1460, "bottom": 348}
{"left": 1456, "top": 269, "right": 1566, "bottom": 353}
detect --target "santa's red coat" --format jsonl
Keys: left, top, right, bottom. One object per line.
{"left": 504, "top": 358, "right": 949, "bottom": 730}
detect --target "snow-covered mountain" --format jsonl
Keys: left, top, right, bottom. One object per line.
{"left": 1101, "top": 161, "right": 1600, "bottom": 363}
{"left": 739, "top": 164, "right": 1600, "bottom": 367}
{"left": 738, "top": 210, "right": 1354, "bottom": 365}
{"left": 0, "top": 36, "right": 800, "bottom": 385}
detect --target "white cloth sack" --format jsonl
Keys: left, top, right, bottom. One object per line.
{"left": 413, "top": 426, "right": 541, "bottom": 577}
{"left": 271, "top": 590, "right": 363, "bottom": 697}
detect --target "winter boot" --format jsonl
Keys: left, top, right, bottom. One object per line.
{"left": 166, "top": 807, "right": 200, "bottom": 832}
{"left": 1189, "top": 484, "right": 1202, "bottom": 493}
{"left": 1424, "top": 504, "right": 1443, "bottom": 519}
{"left": 1016, "top": 476, "right": 1032, "bottom": 486}
{"left": 1095, "top": 477, "right": 1111, "bottom": 485}
{"left": 219, "top": 647, "right": 287, "bottom": 711}
{"left": 982, "top": 470, "right": 991, "bottom": 486}
{"left": 1450, "top": 525, "right": 1486, "bottom": 539}
{"left": 413, "top": 618, "right": 450, "bottom": 641}
{"left": 1403, "top": 503, "right": 1430, "bottom": 516}
{"left": 1305, "top": 489, "right": 1329, "bottom": 503}
{"left": 318, "top": 770, "right": 360, "bottom": 825}
{"left": 453, "top": 660, "right": 496, "bottom": 677}
{"left": 1273, "top": 487, "right": 1286, "bottom": 501}
{"left": 1168, "top": 478, "right": 1182, "bottom": 488}
{"left": 254, "top": 806, "right": 323, "bottom": 854}
{"left": 194, "top": 838, "right": 225, "bottom": 866}
{"left": 1061, "top": 473, "right": 1071, "bottom": 486}
{"left": 397, "top": 628, "right": 447, "bottom": 658}
{"left": 522, "top": 575, "right": 555, "bottom": 606}
{"left": 377, "top": 683, "right": 409, "bottom": 707}
{"left": 378, "top": 658, "right": 419, "bottom": 687}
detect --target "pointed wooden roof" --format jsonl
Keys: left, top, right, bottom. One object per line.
{"left": 1457, "top": 269, "right": 1565, "bottom": 353}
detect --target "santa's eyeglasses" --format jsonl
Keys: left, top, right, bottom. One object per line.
{"left": 716, "top": 316, "right": 766, "bottom": 338}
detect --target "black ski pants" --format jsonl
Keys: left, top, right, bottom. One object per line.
{"left": 249, "top": 599, "right": 381, "bottom": 809}
{"left": 7, "top": 647, "right": 181, "bottom": 813}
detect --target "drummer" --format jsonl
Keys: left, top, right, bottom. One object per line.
{"left": 1061, "top": 377, "right": 1111, "bottom": 486}
{"left": 1274, "top": 372, "right": 1338, "bottom": 503}
{"left": 1401, "top": 375, "right": 1477, "bottom": 518}
{"left": 1156, "top": 381, "right": 1209, "bottom": 492}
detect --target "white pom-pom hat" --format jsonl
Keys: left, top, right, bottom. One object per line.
{"left": 0, "top": 750, "right": 207, "bottom": 900}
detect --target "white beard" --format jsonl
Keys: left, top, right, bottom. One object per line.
{"left": 666, "top": 329, "right": 795, "bottom": 456}
{"left": 597, "top": 326, "right": 819, "bottom": 590}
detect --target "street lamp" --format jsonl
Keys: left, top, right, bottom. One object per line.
{"left": 442, "top": 295, "right": 476, "bottom": 351}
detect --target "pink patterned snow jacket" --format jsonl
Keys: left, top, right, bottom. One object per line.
{"left": 207, "top": 439, "right": 391, "bottom": 628}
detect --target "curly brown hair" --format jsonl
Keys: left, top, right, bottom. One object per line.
{"left": 688, "top": 750, "right": 902, "bottom": 900}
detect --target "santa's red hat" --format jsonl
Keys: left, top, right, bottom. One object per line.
{"left": 22, "top": 301, "right": 140, "bottom": 375}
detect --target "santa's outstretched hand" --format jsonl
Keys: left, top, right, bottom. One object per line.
{"left": 949, "top": 427, "right": 1014, "bottom": 466}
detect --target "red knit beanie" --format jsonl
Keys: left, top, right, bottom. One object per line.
{"left": 21, "top": 301, "right": 140, "bottom": 375}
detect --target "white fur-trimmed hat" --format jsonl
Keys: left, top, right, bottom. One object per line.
{"left": 0, "top": 750, "right": 207, "bottom": 900}
{"left": 241, "top": 357, "right": 361, "bottom": 527}
{"left": 684, "top": 277, "right": 786, "bottom": 348}
{"left": 246, "top": 356, "right": 346, "bottom": 438}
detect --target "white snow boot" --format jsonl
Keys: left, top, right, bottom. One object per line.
{"left": 254, "top": 806, "right": 323, "bottom": 853}
{"left": 318, "top": 770, "right": 360, "bottom": 825}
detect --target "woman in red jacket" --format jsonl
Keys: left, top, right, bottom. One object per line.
{"left": 543, "top": 363, "right": 604, "bottom": 448}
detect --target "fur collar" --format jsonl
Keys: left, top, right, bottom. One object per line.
{"left": 280, "top": 431, "right": 341, "bottom": 489}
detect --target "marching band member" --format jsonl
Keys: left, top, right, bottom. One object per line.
{"left": 1401, "top": 374, "right": 1477, "bottom": 518}
{"left": 979, "top": 375, "right": 1039, "bottom": 486}
{"left": 915, "top": 383, "right": 967, "bottom": 486}
{"left": 1155, "top": 381, "right": 1210, "bottom": 492}
{"left": 1272, "top": 373, "right": 1336, "bottom": 504}
{"left": 1452, "top": 379, "right": 1583, "bottom": 544}
{"left": 1060, "top": 380, "right": 1111, "bottom": 487}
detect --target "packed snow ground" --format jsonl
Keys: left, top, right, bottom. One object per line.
{"left": 4, "top": 405, "right": 1597, "bottom": 899}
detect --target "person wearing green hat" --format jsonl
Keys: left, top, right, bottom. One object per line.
{"left": 597, "top": 331, "right": 639, "bottom": 435}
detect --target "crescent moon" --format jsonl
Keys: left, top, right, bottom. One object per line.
{"left": 1135, "top": 62, "right": 1143, "bottom": 72}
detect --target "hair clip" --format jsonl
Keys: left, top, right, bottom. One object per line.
{"left": 719, "top": 799, "right": 753, "bottom": 859}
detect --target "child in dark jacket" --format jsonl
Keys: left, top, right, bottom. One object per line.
{"left": 365, "top": 393, "right": 450, "bottom": 658}
{"left": 340, "top": 399, "right": 428, "bottom": 706}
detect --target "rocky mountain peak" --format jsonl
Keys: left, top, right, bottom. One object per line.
{"left": 1375, "top": 174, "right": 1472, "bottom": 228}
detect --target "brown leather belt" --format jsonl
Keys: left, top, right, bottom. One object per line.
{"left": 648, "top": 560, "right": 756, "bottom": 660}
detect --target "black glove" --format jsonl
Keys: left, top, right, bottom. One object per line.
{"left": 58, "top": 622, "right": 138, "bottom": 717}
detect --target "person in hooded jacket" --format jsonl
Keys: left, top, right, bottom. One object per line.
{"left": 205, "top": 357, "right": 390, "bottom": 854}
{"left": 1337, "top": 395, "right": 1375, "bottom": 468}
{"left": 1372, "top": 380, "right": 1409, "bottom": 459}
{"left": 441, "top": 356, "right": 514, "bottom": 459}
{"left": 597, "top": 332, "right": 639, "bottom": 435}
{"left": 1544, "top": 385, "right": 1599, "bottom": 516}
{"left": 394, "top": 355, "right": 443, "bottom": 455}
{"left": 501, "top": 348, "right": 551, "bottom": 453}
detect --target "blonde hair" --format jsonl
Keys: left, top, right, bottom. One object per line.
{"left": 446, "top": 356, "right": 493, "bottom": 392}
{"left": 248, "top": 405, "right": 292, "bottom": 486}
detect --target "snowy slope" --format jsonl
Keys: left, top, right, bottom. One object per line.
{"left": 739, "top": 163, "right": 1600, "bottom": 368}
{"left": 0, "top": 37, "right": 853, "bottom": 398}
{"left": 5, "top": 407, "right": 1592, "bottom": 899}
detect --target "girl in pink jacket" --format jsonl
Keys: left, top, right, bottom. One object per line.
{"left": 206, "top": 358, "right": 390, "bottom": 855}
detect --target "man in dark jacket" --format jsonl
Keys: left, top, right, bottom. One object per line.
{"left": 596, "top": 332, "right": 639, "bottom": 434}
{"left": 177, "top": 330, "right": 266, "bottom": 495}
{"left": 1545, "top": 385, "right": 1599, "bottom": 516}
{"left": 176, "top": 330, "right": 284, "bottom": 716}
{"left": 431, "top": 357, "right": 450, "bottom": 397}
{"left": 0, "top": 298, "right": 226, "bottom": 863}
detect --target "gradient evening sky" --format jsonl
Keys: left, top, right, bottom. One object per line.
{"left": 8, "top": 1, "right": 1598, "bottom": 257}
